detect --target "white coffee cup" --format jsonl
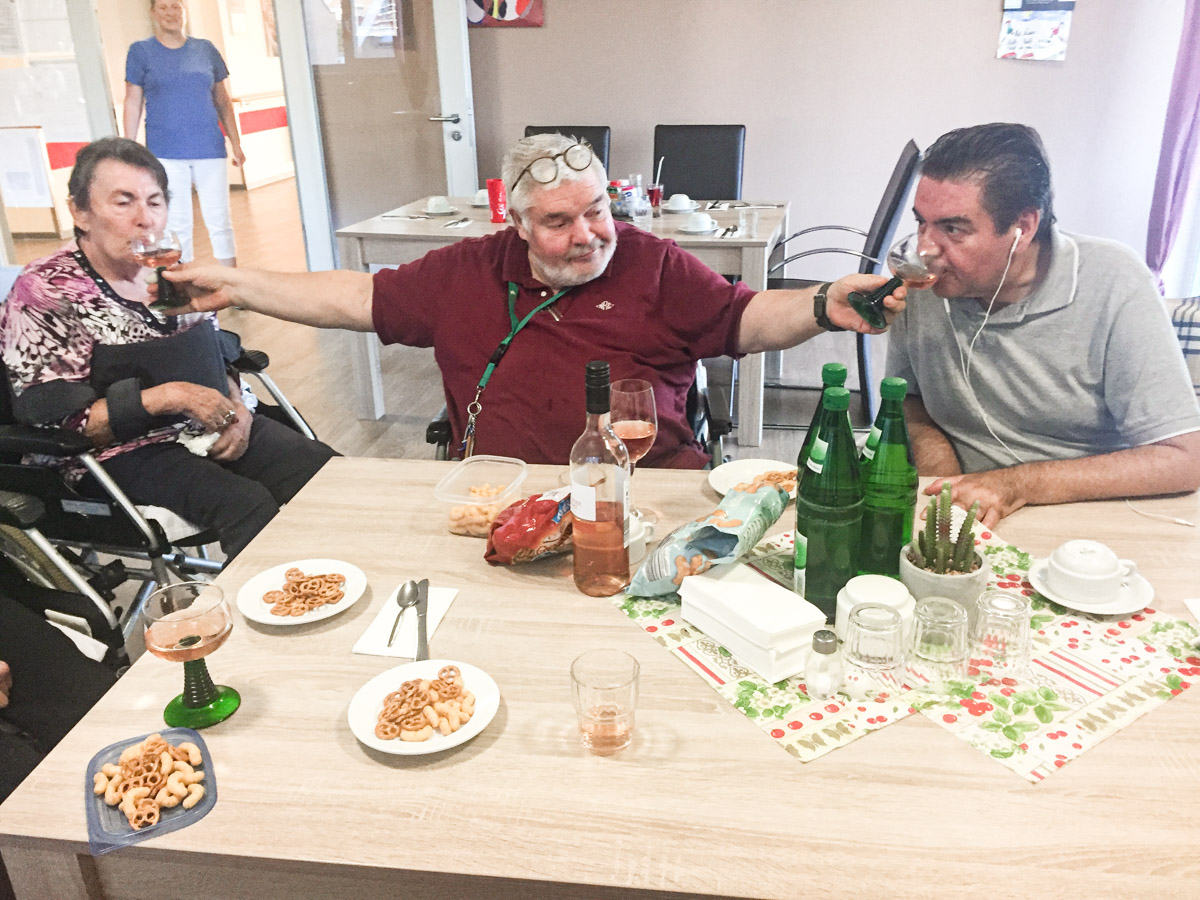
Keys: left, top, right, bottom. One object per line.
{"left": 425, "top": 195, "right": 452, "bottom": 213}
{"left": 473, "top": 188, "right": 489, "bottom": 205}
{"left": 836, "top": 574, "right": 916, "bottom": 641}
{"left": 665, "top": 193, "right": 692, "bottom": 210}
{"left": 685, "top": 212, "right": 716, "bottom": 232}
{"left": 1045, "top": 539, "right": 1136, "bottom": 605}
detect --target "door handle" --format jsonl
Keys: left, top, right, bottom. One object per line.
{"left": 428, "top": 114, "right": 461, "bottom": 124}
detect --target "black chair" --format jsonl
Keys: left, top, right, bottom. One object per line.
{"left": 524, "top": 126, "right": 611, "bottom": 172}
{"left": 653, "top": 125, "right": 746, "bottom": 201}
{"left": 426, "top": 364, "right": 732, "bottom": 466}
{"left": 765, "top": 139, "right": 922, "bottom": 423}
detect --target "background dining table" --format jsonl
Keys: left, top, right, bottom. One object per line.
{"left": 335, "top": 197, "right": 789, "bottom": 446}
{"left": 1, "top": 459, "right": 1197, "bottom": 899}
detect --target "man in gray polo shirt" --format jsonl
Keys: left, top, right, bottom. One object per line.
{"left": 887, "top": 123, "right": 1200, "bottom": 526}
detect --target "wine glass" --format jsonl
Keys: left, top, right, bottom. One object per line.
{"left": 131, "top": 229, "right": 184, "bottom": 309}
{"left": 143, "top": 581, "right": 240, "bottom": 729}
{"left": 846, "top": 232, "right": 938, "bottom": 329}
{"left": 610, "top": 378, "right": 658, "bottom": 526}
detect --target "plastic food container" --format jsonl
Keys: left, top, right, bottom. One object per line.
{"left": 433, "top": 455, "right": 528, "bottom": 537}
{"left": 678, "top": 562, "right": 826, "bottom": 682}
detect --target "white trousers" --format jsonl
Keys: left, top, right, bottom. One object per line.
{"left": 161, "top": 157, "right": 236, "bottom": 262}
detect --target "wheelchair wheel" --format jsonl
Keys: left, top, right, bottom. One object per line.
{"left": 0, "top": 524, "right": 77, "bottom": 592}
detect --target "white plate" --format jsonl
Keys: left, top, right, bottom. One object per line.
{"left": 707, "top": 458, "right": 797, "bottom": 498}
{"left": 469, "top": 201, "right": 490, "bottom": 208}
{"left": 347, "top": 659, "right": 500, "bottom": 755}
{"left": 662, "top": 201, "right": 701, "bottom": 213}
{"left": 422, "top": 207, "right": 460, "bottom": 216}
{"left": 678, "top": 224, "right": 721, "bottom": 235}
{"left": 1027, "top": 559, "right": 1152, "bottom": 616}
{"left": 236, "top": 559, "right": 368, "bottom": 626}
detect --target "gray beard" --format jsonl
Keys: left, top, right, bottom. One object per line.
{"left": 529, "top": 233, "right": 618, "bottom": 289}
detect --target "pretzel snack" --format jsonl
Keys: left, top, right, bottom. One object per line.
{"left": 264, "top": 568, "right": 347, "bottom": 617}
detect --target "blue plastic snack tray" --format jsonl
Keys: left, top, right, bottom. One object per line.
{"left": 84, "top": 727, "right": 217, "bottom": 856}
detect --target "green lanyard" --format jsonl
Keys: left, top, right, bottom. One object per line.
{"left": 461, "top": 281, "right": 570, "bottom": 457}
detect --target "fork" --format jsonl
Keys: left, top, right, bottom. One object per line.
{"left": 442, "top": 217, "right": 471, "bottom": 228}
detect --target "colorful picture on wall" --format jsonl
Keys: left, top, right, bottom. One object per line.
{"left": 467, "top": 0, "right": 544, "bottom": 28}
{"left": 997, "top": 0, "right": 1074, "bottom": 62}
{"left": 260, "top": 0, "right": 277, "bottom": 56}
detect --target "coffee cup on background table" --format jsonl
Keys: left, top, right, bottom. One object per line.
{"left": 685, "top": 212, "right": 716, "bottom": 232}
{"left": 1045, "top": 539, "right": 1137, "bottom": 605}
{"left": 425, "top": 195, "right": 452, "bottom": 214}
{"left": 473, "top": 188, "right": 489, "bottom": 205}
{"left": 664, "top": 193, "right": 693, "bottom": 210}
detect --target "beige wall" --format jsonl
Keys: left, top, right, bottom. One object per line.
{"left": 468, "top": 0, "right": 1184, "bottom": 273}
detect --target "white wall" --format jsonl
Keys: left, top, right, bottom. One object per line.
{"left": 467, "top": 0, "right": 1184, "bottom": 269}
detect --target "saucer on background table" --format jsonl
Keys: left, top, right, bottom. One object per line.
{"left": 708, "top": 458, "right": 797, "bottom": 498}
{"left": 236, "top": 559, "right": 368, "bottom": 626}
{"left": 469, "top": 201, "right": 490, "bottom": 208}
{"left": 1027, "top": 559, "right": 1152, "bottom": 616}
{"left": 678, "top": 223, "right": 721, "bottom": 235}
{"left": 347, "top": 659, "right": 500, "bottom": 755}
{"left": 662, "top": 201, "right": 701, "bottom": 213}
{"left": 422, "top": 207, "right": 460, "bottom": 216}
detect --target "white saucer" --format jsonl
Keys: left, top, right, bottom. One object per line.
{"left": 469, "top": 201, "right": 490, "bottom": 208}
{"left": 1027, "top": 559, "right": 1152, "bottom": 616}
{"left": 678, "top": 224, "right": 720, "bottom": 235}
{"left": 662, "top": 202, "right": 701, "bottom": 213}
{"left": 422, "top": 207, "right": 460, "bottom": 216}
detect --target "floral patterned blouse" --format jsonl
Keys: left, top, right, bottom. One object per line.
{"left": 0, "top": 244, "right": 225, "bottom": 480}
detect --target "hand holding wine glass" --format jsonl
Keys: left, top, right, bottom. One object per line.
{"left": 610, "top": 378, "right": 658, "bottom": 525}
{"left": 846, "top": 232, "right": 937, "bottom": 329}
{"left": 131, "top": 229, "right": 184, "bottom": 310}
{"left": 143, "top": 581, "right": 240, "bottom": 729}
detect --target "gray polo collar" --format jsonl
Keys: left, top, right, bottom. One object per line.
{"left": 973, "top": 226, "right": 1080, "bottom": 325}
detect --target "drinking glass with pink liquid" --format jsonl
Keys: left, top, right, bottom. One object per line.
{"left": 143, "top": 581, "right": 240, "bottom": 729}
{"left": 846, "top": 232, "right": 938, "bottom": 329}
{"left": 570, "top": 649, "right": 639, "bottom": 756}
{"left": 610, "top": 378, "right": 658, "bottom": 526}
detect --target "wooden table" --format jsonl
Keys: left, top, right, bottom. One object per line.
{"left": 336, "top": 198, "right": 789, "bottom": 446}
{"left": 2, "top": 462, "right": 1198, "bottom": 899}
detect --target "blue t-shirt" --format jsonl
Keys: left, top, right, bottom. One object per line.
{"left": 125, "top": 37, "right": 230, "bottom": 160}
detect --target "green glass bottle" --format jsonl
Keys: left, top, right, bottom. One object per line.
{"left": 794, "top": 386, "right": 862, "bottom": 621}
{"left": 858, "top": 377, "right": 918, "bottom": 576}
{"left": 797, "top": 363, "right": 848, "bottom": 471}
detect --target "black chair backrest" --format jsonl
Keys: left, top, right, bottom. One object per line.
{"left": 857, "top": 139, "right": 922, "bottom": 275}
{"left": 653, "top": 124, "right": 745, "bottom": 201}
{"left": 523, "top": 125, "right": 611, "bottom": 172}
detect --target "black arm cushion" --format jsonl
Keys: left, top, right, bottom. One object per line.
{"left": 0, "top": 488, "right": 46, "bottom": 529}
{"left": 0, "top": 424, "right": 93, "bottom": 457}
{"left": 426, "top": 406, "right": 451, "bottom": 446}
{"left": 232, "top": 348, "right": 269, "bottom": 373}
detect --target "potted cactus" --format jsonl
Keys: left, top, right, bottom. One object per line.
{"left": 898, "top": 482, "right": 989, "bottom": 604}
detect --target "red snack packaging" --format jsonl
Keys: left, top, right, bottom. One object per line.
{"left": 485, "top": 487, "right": 574, "bottom": 565}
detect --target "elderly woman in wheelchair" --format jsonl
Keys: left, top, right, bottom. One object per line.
{"left": 0, "top": 138, "right": 336, "bottom": 560}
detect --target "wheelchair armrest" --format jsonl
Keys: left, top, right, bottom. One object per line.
{"left": 232, "top": 348, "right": 270, "bottom": 373}
{"left": 0, "top": 488, "right": 46, "bottom": 529}
{"left": 426, "top": 406, "right": 451, "bottom": 460}
{"left": 0, "top": 424, "right": 94, "bottom": 458}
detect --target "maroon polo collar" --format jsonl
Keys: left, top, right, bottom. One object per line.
{"left": 496, "top": 221, "right": 624, "bottom": 290}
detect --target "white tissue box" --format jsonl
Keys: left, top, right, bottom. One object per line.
{"left": 678, "top": 562, "right": 827, "bottom": 683}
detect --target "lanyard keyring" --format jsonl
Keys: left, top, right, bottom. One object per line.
{"left": 460, "top": 281, "right": 570, "bottom": 457}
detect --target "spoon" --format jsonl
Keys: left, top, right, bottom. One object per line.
{"left": 387, "top": 581, "right": 419, "bottom": 648}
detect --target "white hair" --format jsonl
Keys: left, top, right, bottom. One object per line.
{"left": 501, "top": 133, "right": 609, "bottom": 219}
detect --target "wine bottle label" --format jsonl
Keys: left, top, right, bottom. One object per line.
{"left": 862, "top": 425, "right": 881, "bottom": 461}
{"left": 571, "top": 482, "right": 597, "bottom": 520}
{"left": 793, "top": 532, "right": 807, "bottom": 596}
{"left": 806, "top": 436, "right": 828, "bottom": 473}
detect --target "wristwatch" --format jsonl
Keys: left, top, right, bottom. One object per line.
{"left": 812, "top": 282, "right": 846, "bottom": 332}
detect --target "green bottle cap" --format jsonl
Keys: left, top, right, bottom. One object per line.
{"left": 822, "top": 386, "right": 850, "bottom": 412}
{"left": 821, "top": 363, "right": 848, "bottom": 388}
{"left": 880, "top": 376, "right": 908, "bottom": 400}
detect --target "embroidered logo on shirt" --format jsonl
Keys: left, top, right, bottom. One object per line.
{"left": 596, "top": 301, "right": 614, "bottom": 311}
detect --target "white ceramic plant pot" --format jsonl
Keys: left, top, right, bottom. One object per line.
{"left": 898, "top": 543, "right": 989, "bottom": 607}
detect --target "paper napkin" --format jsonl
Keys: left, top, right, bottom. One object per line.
{"left": 352, "top": 584, "right": 458, "bottom": 658}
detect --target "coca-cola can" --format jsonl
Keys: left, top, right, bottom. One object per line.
{"left": 487, "top": 178, "right": 507, "bottom": 224}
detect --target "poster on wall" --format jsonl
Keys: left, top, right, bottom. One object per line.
{"left": 261, "top": 0, "right": 277, "bottom": 56}
{"left": 466, "top": 0, "right": 544, "bottom": 28}
{"left": 998, "top": 0, "right": 1074, "bottom": 61}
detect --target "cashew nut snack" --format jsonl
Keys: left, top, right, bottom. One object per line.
{"left": 448, "top": 483, "right": 508, "bottom": 537}
{"left": 94, "top": 734, "right": 206, "bottom": 830}
{"left": 374, "top": 665, "right": 477, "bottom": 743}
{"left": 263, "top": 567, "right": 346, "bottom": 616}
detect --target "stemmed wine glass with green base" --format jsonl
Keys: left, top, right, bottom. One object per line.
{"left": 846, "top": 233, "right": 937, "bottom": 329}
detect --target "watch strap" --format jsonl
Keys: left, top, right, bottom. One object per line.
{"left": 813, "top": 282, "right": 846, "bottom": 332}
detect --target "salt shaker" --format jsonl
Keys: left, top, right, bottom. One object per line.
{"left": 806, "top": 629, "right": 842, "bottom": 700}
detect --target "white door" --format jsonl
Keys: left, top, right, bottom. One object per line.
{"left": 275, "top": 0, "right": 477, "bottom": 271}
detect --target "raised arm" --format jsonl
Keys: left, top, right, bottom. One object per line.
{"left": 905, "top": 394, "right": 962, "bottom": 476}
{"left": 212, "top": 79, "right": 245, "bottom": 167}
{"left": 164, "top": 265, "right": 376, "bottom": 331}
{"left": 736, "top": 274, "right": 905, "bottom": 354}
{"left": 928, "top": 431, "right": 1200, "bottom": 528}
{"left": 122, "top": 82, "right": 145, "bottom": 141}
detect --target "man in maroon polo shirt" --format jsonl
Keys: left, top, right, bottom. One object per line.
{"left": 168, "top": 134, "right": 905, "bottom": 466}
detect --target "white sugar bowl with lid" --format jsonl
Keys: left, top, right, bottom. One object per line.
{"left": 678, "top": 563, "right": 826, "bottom": 683}
{"left": 835, "top": 574, "right": 916, "bottom": 641}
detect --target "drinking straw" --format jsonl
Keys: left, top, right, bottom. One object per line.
{"left": 654, "top": 156, "right": 665, "bottom": 185}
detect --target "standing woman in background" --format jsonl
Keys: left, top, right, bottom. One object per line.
{"left": 123, "top": 0, "right": 244, "bottom": 267}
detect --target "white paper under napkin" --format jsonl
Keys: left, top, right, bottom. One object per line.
{"left": 1185, "top": 598, "right": 1200, "bottom": 626}
{"left": 352, "top": 584, "right": 458, "bottom": 658}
